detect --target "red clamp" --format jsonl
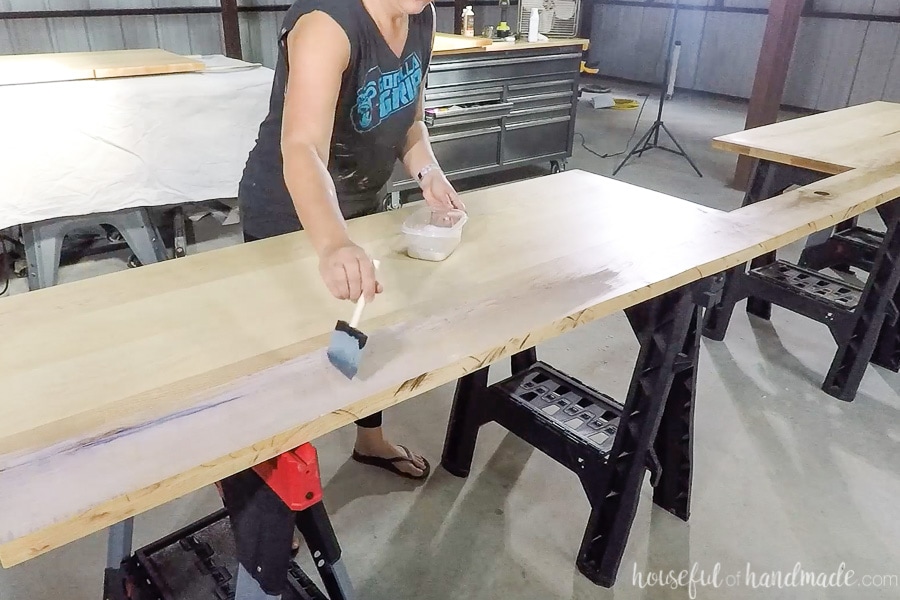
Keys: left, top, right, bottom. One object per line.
{"left": 252, "top": 443, "right": 324, "bottom": 512}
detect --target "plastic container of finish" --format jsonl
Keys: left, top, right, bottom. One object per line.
{"left": 401, "top": 206, "right": 468, "bottom": 261}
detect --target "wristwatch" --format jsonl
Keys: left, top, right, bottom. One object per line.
{"left": 416, "top": 163, "right": 441, "bottom": 184}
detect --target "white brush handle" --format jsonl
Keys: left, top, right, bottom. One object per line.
{"left": 348, "top": 259, "right": 380, "bottom": 328}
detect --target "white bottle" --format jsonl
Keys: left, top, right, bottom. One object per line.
{"left": 462, "top": 6, "right": 475, "bottom": 37}
{"left": 527, "top": 7, "right": 540, "bottom": 43}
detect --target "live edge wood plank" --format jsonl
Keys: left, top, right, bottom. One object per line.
{"left": 0, "top": 49, "right": 205, "bottom": 86}
{"left": 432, "top": 32, "right": 589, "bottom": 55}
{"left": 712, "top": 101, "right": 900, "bottom": 175}
{"left": 1, "top": 166, "right": 899, "bottom": 567}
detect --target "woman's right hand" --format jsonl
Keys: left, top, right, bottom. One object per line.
{"left": 319, "top": 240, "right": 382, "bottom": 303}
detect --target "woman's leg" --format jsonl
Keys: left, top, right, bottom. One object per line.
{"left": 352, "top": 412, "right": 429, "bottom": 479}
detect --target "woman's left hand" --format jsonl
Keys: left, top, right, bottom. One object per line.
{"left": 421, "top": 169, "right": 466, "bottom": 212}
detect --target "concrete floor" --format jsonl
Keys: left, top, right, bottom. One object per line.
{"left": 2, "top": 83, "right": 899, "bottom": 600}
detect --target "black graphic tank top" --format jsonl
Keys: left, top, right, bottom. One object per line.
{"left": 239, "top": 0, "right": 435, "bottom": 239}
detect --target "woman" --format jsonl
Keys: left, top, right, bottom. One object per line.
{"left": 238, "top": 0, "right": 464, "bottom": 480}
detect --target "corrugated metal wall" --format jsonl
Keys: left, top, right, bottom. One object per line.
{"left": 1, "top": 1, "right": 896, "bottom": 110}
{"left": 0, "top": 1, "right": 457, "bottom": 64}
{"left": 588, "top": 0, "right": 900, "bottom": 110}
{"left": 0, "top": 1, "right": 225, "bottom": 55}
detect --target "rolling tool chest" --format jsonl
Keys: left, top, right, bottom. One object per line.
{"left": 383, "top": 42, "right": 584, "bottom": 206}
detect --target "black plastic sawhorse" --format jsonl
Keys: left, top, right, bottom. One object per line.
{"left": 441, "top": 280, "right": 716, "bottom": 587}
{"left": 702, "top": 159, "right": 900, "bottom": 401}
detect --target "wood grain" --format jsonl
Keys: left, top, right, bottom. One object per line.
{"left": 1, "top": 166, "right": 899, "bottom": 567}
{"left": 713, "top": 100, "right": 900, "bottom": 175}
{"left": 0, "top": 48, "right": 205, "bottom": 86}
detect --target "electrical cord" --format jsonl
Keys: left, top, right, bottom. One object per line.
{"left": 575, "top": 93, "right": 649, "bottom": 160}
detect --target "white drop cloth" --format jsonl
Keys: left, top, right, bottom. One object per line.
{"left": 0, "top": 55, "right": 273, "bottom": 230}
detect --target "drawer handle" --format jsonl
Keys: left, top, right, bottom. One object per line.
{"left": 431, "top": 126, "right": 502, "bottom": 142}
{"left": 508, "top": 79, "right": 572, "bottom": 92}
{"left": 509, "top": 103, "right": 573, "bottom": 117}
{"left": 506, "top": 116, "right": 571, "bottom": 130}
{"left": 511, "top": 91, "right": 574, "bottom": 103}
{"left": 428, "top": 113, "right": 508, "bottom": 128}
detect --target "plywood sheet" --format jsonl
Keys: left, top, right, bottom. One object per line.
{"left": 0, "top": 48, "right": 206, "bottom": 86}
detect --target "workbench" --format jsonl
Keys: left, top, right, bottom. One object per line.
{"left": 2, "top": 163, "right": 899, "bottom": 596}
{"left": 705, "top": 101, "right": 900, "bottom": 400}
{"left": 383, "top": 35, "right": 590, "bottom": 207}
{"left": 0, "top": 53, "right": 272, "bottom": 289}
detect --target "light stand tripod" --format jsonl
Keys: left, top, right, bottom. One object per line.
{"left": 613, "top": 0, "right": 702, "bottom": 177}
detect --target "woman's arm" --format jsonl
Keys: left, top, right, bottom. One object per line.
{"left": 399, "top": 96, "right": 439, "bottom": 183}
{"left": 399, "top": 22, "right": 465, "bottom": 211}
{"left": 282, "top": 12, "right": 381, "bottom": 302}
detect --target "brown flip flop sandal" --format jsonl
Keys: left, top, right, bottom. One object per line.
{"left": 351, "top": 445, "right": 431, "bottom": 480}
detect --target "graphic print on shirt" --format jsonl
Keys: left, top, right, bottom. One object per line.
{"left": 352, "top": 52, "right": 423, "bottom": 133}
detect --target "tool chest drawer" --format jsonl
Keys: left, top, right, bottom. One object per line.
{"left": 384, "top": 41, "right": 583, "bottom": 197}
{"left": 507, "top": 102, "right": 574, "bottom": 127}
{"left": 425, "top": 101, "right": 513, "bottom": 129}
{"left": 506, "top": 82, "right": 576, "bottom": 128}
{"left": 431, "top": 126, "right": 502, "bottom": 171}
{"left": 507, "top": 77, "right": 576, "bottom": 98}
{"left": 424, "top": 85, "right": 504, "bottom": 110}
{"left": 389, "top": 125, "right": 502, "bottom": 185}
{"left": 503, "top": 117, "right": 572, "bottom": 164}
{"left": 426, "top": 48, "right": 582, "bottom": 89}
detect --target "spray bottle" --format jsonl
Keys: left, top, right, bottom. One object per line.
{"left": 527, "top": 7, "right": 540, "bottom": 43}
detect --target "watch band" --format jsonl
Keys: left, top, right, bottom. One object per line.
{"left": 416, "top": 163, "right": 441, "bottom": 183}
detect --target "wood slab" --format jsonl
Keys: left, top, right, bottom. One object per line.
{"left": 482, "top": 38, "right": 590, "bottom": 53}
{"left": 0, "top": 166, "right": 899, "bottom": 567}
{"left": 0, "top": 49, "right": 205, "bottom": 86}
{"left": 432, "top": 32, "right": 494, "bottom": 54}
{"left": 712, "top": 101, "right": 900, "bottom": 175}
{"left": 432, "top": 32, "right": 588, "bottom": 55}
